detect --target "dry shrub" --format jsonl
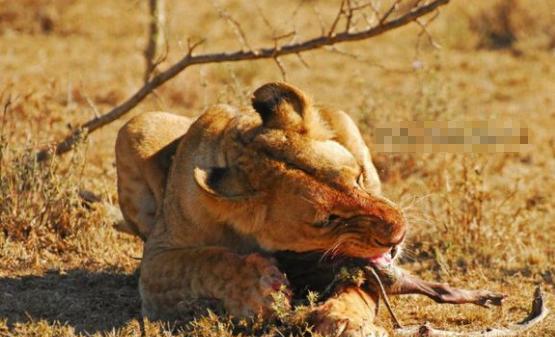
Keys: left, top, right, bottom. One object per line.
{"left": 0, "top": 131, "right": 98, "bottom": 254}
{"left": 425, "top": 155, "right": 492, "bottom": 252}
{"left": 185, "top": 305, "right": 315, "bottom": 337}
{"left": 468, "top": 0, "right": 554, "bottom": 51}
{"left": 398, "top": 151, "right": 549, "bottom": 273}
{"left": 470, "top": 0, "right": 519, "bottom": 50}
{"left": 0, "top": 0, "right": 69, "bottom": 35}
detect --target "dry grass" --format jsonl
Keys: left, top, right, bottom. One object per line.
{"left": 1, "top": 0, "right": 554, "bottom": 336}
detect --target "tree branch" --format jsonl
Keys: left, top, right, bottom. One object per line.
{"left": 36, "top": 0, "right": 449, "bottom": 161}
{"left": 144, "top": 0, "right": 167, "bottom": 83}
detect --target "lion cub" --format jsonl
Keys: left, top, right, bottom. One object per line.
{"left": 116, "top": 82, "right": 403, "bottom": 336}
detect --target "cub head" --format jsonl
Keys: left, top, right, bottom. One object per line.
{"left": 194, "top": 82, "right": 406, "bottom": 265}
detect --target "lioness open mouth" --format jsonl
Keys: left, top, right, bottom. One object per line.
{"left": 367, "top": 251, "right": 394, "bottom": 267}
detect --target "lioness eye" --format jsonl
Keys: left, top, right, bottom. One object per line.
{"left": 314, "top": 214, "right": 341, "bottom": 227}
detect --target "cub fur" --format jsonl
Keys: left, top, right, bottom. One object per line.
{"left": 116, "top": 82, "right": 406, "bottom": 335}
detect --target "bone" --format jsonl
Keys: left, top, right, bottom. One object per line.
{"left": 392, "top": 287, "right": 549, "bottom": 337}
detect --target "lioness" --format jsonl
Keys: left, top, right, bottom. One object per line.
{"left": 116, "top": 82, "right": 503, "bottom": 336}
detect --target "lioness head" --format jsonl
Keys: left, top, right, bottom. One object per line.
{"left": 194, "top": 82, "right": 406, "bottom": 264}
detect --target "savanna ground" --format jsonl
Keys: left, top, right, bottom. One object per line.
{"left": 0, "top": 0, "right": 554, "bottom": 336}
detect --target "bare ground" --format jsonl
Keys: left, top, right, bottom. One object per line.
{"left": 1, "top": 0, "right": 554, "bottom": 336}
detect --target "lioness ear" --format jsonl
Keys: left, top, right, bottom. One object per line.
{"left": 193, "top": 166, "right": 255, "bottom": 200}
{"left": 251, "top": 82, "right": 311, "bottom": 131}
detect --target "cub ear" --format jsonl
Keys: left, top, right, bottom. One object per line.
{"left": 251, "top": 82, "right": 311, "bottom": 131}
{"left": 193, "top": 166, "right": 256, "bottom": 200}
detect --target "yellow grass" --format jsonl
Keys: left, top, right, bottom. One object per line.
{"left": 0, "top": 0, "right": 553, "bottom": 336}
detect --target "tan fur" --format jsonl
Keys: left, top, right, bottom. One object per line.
{"left": 115, "top": 112, "right": 193, "bottom": 239}
{"left": 309, "top": 286, "right": 388, "bottom": 337}
{"left": 116, "top": 82, "right": 406, "bottom": 335}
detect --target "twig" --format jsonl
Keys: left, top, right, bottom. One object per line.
{"left": 328, "top": 0, "right": 347, "bottom": 37}
{"left": 367, "top": 1, "right": 381, "bottom": 26}
{"left": 349, "top": 0, "right": 374, "bottom": 13}
{"left": 309, "top": 1, "right": 327, "bottom": 35}
{"left": 414, "top": 9, "right": 442, "bottom": 59}
{"left": 254, "top": 3, "right": 294, "bottom": 80}
{"left": 290, "top": 0, "right": 306, "bottom": 20}
{"left": 36, "top": 0, "right": 450, "bottom": 161}
{"left": 211, "top": 0, "right": 253, "bottom": 51}
{"left": 85, "top": 96, "right": 100, "bottom": 118}
{"left": 1, "top": 94, "right": 12, "bottom": 138}
{"left": 416, "top": 15, "right": 442, "bottom": 49}
{"left": 367, "top": 266, "right": 403, "bottom": 329}
{"left": 144, "top": 0, "right": 167, "bottom": 83}
{"left": 295, "top": 52, "right": 310, "bottom": 68}
{"left": 344, "top": 0, "right": 354, "bottom": 33}
{"left": 380, "top": 0, "right": 403, "bottom": 25}
{"left": 0, "top": 94, "right": 13, "bottom": 177}
{"left": 273, "top": 57, "right": 288, "bottom": 81}
{"left": 323, "top": 46, "right": 410, "bottom": 74}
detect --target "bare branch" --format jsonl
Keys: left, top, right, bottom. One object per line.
{"left": 414, "top": 10, "right": 442, "bottom": 56}
{"left": 354, "top": 1, "right": 374, "bottom": 12}
{"left": 344, "top": 0, "right": 355, "bottom": 33}
{"left": 295, "top": 52, "right": 310, "bottom": 68}
{"left": 367, "top": 1, "right": 381, "bottom": 25}
{"left": 273, "top": 57, "right": 288, "bottom": 81}
{"left": 36, "top": 0, "right": 450, "bottom": 161}
{"left": 255, "top": 3, "right": 297, "bottom": 49}
{"left": 290, "top": 0, "right": 306, "bottom": 18}
{"left": 211, "top": 0, "right": 253, "bottom": 51}
{"left": 1, "top": 94, "right": 12, "bottom": 169}
{"left": 84, "top": 96, "right": 100, "bottom": 118}
{"left": 328, "top": 0, "right": 347, "bottom": 37}
{"left": 187, "top": 38, "right": 206, "bottom": 56}
{"left": 144, "top": 0, "right": 167, "bottom": 83}
{"left": 255, "top": 2, "right": 275, "bottom": 34}
{"left": 309, "top": 1, "right": 327, "bottom": 36}
{"left": 323, "top": 45, "right": 400, "bottom": 72}
{"left": 380, "top": 0, "right": 402, "bottom": 25}
{"left": 1, "top": 94, "right": 12, "bottom": 131}
{"left": 254, "top": 3, "right": 293, "bottom": 80}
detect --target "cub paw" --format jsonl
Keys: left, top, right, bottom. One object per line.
{"left": 225, "top": 253, "right": 291, "bottom": 317}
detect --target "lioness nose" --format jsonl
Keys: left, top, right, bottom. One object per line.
{"left": 369, "top": 197, "right": 407, "bottom": 245}
{"left": 374, "top": 230, "right": 406, "bottom": 248}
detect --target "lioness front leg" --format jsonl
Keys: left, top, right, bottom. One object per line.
{"left": 139, "top": 247, "right": 290, "bottom": 320}
{"left": 309, "top": 286, "right": 388, "bottom": 337}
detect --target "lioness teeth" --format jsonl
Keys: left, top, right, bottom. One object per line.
{"left": 368, "top": 252, "right": 392, "bottom": 267}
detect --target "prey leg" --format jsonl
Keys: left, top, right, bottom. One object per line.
{"left": 385, "top": 270, "right": 506, "bottom": 307}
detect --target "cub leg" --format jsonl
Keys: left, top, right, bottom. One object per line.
{"left": 115, "top": 112, "right": 192, "bottom": 240}
{"left": 139, "top": 247, "right": 290, "bottom": 320}
{"left": 310, "top": 286, "right": 388, "bottom": 337}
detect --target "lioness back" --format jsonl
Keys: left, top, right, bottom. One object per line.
{"left": 115, "top": 112, "right": 193, "bottom": 239}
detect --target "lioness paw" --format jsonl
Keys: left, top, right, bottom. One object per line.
{"left": 309, "top": 306, "right": 388, "bottom": 337}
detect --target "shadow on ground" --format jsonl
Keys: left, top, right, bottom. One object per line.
{"left": 0, "top": 269, "right": 141, "bottom": 333}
